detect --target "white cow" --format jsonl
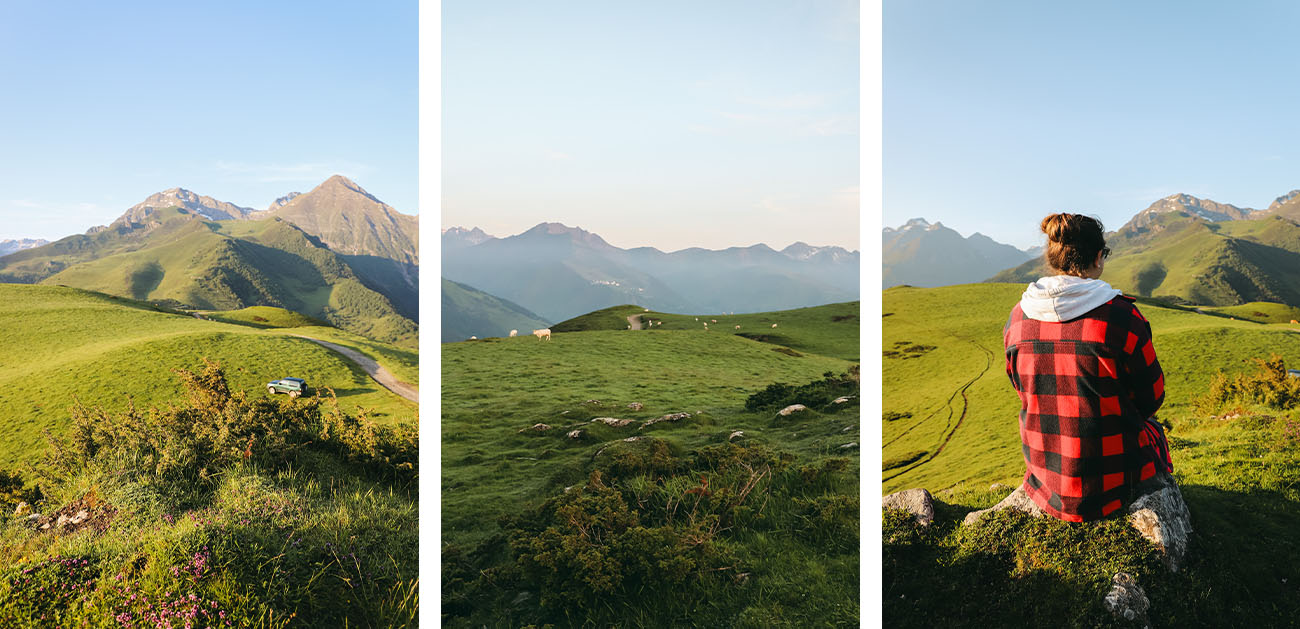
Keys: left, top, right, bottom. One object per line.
{"left": 533, "top": 328, "right": 552, "bottom": 341}
{"left": 509, "top": 329, "right": 518, "bottom": 337}
{"left": 771, "top": 323, "right": 778, "bottom": 328}
{"left": 469, "top": 336, "right": 477, "bottom": 340}
{"left": 734, "top": 325, "right": 740, "bottom": 330}
{"left": 711, "top": 319, "right": 717, "bottom": 323}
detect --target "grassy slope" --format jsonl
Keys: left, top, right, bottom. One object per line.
{"left": 0, "top": 284, "right": 416, "bottom": 469}
{"left": 884, "top": 282, "right": 1300, "bottom": 626}
{"left": 883, "top": 283, "right": 1300, "bottom": 492}
{"left": 553, "top": 301, "right": 860, "bottom": 362}
{"left": 441, "top": 278, "right": 549, "bottom": 342}
{"left": 204, "top": 305, "right": 329, "bottom": 329}
{"left": 443, "top": 322, "right": 859, "bottom": 626}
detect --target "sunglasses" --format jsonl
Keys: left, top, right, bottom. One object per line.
{"left": 1102, "top": 246, "right": 1111, "bottom": 259}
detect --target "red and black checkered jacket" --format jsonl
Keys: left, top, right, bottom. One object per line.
{"left": 1004, "top": 294, "right": 1170, "bottom": 522}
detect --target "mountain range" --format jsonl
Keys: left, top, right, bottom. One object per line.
{"left": 441, "top": 223, "right": 860, "bottom": 325}
{"left": 883, "top": 218, "right": 1037, "bottom": 288}
{"left": 0, "top": 175, "right": 418, "bottom": 348}
{"left": 0, "top": 238, "right": 49, "bottom": 258}
{"left": 989, "top": 190, "right": 1300, "bottom": 308}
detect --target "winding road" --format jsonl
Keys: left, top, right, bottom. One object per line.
{"left": 627, "top": 314, "right": 643, "bottom": 330}
{"left": 292, "top": 335, "right": 419, "bottom": 403}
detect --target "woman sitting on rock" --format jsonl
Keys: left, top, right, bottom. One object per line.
{"left": 1002, "top": 213, "right": 1173, "bottom": 522}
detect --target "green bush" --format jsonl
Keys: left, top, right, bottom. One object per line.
{"left": 1196, "top": 354, "right": 1300, "bottom": 415}
{"left": 744, "top": 371, "right": 859, "bottom": 412}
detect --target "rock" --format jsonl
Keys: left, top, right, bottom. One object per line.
{"left": 583, "top": 399, "right": 602, "bottom": 406}
{"left": 843, "top": 425, "right": 855, "bottom": 432}
{"left": 566, "top": 429, "right": 585, "bottom": 440}
{"left": 729, "top": 430, "right": 744, "bottom": 441}
{"left": 962, "top": 473, "right": 1193, "bottom": 572}
{"left": 840, "top": 442, "right": 858, "bottom": 449}
{"left": 590, "top": 417, "right": 635, "bottom": 427}
{"left": 989, "top": 482, "right": 1012, "bottom": 493}
{"left": 627, "top": 402, "right": 644, "bottom": 411}
{"left": 69, "top": 509, "right": 89, "bottom": 525}
{"left": 13, "top": 502, "right": 29, "bottom": 517}
{"left": 961, "top": 484, "right": 1047, "bottom": 526}
{"left": 882, "top": 488, "right": 934, "bottom": 527}
{"left": 832, "top": 396, "right": 854, "bottom": 404}
{"left": 1103, "top": 572, "right": 1151, "bottom": 627}
{"left": 640, "top": 412, "right": 692, "bottom": 429}
{"left": 518, "top": 423, "right": 551, "bottom": 432}
{"left": 623, "top": 436, "right": 642, "bottom": 442}
{"left": 1126, "top": 473, "right": 1193, "bottom": 572}
{"left": 777, "top": 404, "right": 808, "bottom": 416}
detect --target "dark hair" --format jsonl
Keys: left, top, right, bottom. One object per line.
{"left": 1041, "top": 213, "right": 1107, "bottom": 275}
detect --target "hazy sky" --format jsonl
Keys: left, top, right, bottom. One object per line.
{"left": 886, "top": 1, "right": 1300, "bottom": 250}
{"left": 442, "top": 0, "right": 860, "bottom": 252}
{"left": 0, "top": 1, "right": 416, "bottom": 242}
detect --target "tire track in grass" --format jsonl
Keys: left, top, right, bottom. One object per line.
{"left": 884, "top": 338, "right": 993, "bottom": 483}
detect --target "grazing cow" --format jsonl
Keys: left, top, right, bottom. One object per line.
{"left": 533, "top": 328, "right": 552, "bottom": 341}
{"left": 734, "top": 325, "right": 740, "bottom": 330}
{"left": 711, "top": 319, "right": 717, "bottom": 323}
{"left": 772, "top": 323, "right": 778, "bottom": 328}
{"left": 509, "top": 329, "right": 518, "bottom": 337}
{"left": 469, "top": 336, "right": 477, "bottom": 340}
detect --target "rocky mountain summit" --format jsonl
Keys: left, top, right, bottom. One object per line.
{"left": 114, "top": 188, "right": 256, "bottom": 228}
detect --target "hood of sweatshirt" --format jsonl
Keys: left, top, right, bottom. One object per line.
{"left": 1019, "top": 275, "right": 1123, "bottom": 322}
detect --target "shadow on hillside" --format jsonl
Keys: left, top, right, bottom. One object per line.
{"left": 885, "top": 485, "right": 1300, "bottom": 628}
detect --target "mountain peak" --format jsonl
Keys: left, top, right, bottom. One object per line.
{"left": 266, "top": 192, "right": 301, "bottom": 212}
{"left": 116, "top": 188, "right": 254, "bottom": 226}
{"left": 515, "top": 222, "right": 614, "bottom": 249}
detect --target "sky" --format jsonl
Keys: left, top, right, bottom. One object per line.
{"left": 0, "top": 1, "right": 416, "bottom": 242}
{"left": 441, "top": 0, "right": 861, "bottom": 252}
{"left": 885, "top": 1, "right": 1300, "bottom": 250}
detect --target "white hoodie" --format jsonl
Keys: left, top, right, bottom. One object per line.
{"left": 1019, "top": 275, "right": 1123, "bottom": 323}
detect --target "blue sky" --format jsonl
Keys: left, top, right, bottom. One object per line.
{"left": 442, "top": 0, "right": 860, "bottom": 252}
{"left": 0, "top": 1, "right": 416, "bottom": 241}
{"left": 886, "top": 1, "right": 1300, "bottom": 250}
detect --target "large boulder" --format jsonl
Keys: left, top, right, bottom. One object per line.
{"left": 962, "top": 473, "right": 1193, "bottom": 572}
{"left": 882, "top": 488, "right": 934, "bottom": 527}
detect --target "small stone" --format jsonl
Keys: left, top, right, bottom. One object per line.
{"left": 627, "top": 402, "right": 644, "bottom": 411}
{"left": 989, "top": 482, "right": 1012, "bottom": 492}
{"left": 777, "top": 404, "right": 808, "bottom": 416}
{"left": 1103, "top": 572, "right": 1151, "bottom": 626}
{"left": 623, "top": 436, "right": 641, "bottom": 442}
{"left": 519, "top": 423, "right": 551, "bottom": 432}
{"left": 640, "top": 412, "right": 692, "bottom": 429}
{"left": 882, "top": 488, "right": 934, "bottom": 527}
{"left": 729, "top": 430, "right": 744, "bottom": 441}
{"left": 832, "top": 396, "right": 854, "bottom": 404}
{"left": 566, "top": 429, "right": 585, "bottom": 440}
{"left": 840, "top": 442, "right": 858, "bottom": 449}
{"left": 843, "top": 425, "right": 855, "bottom": 432}
{"left": 590, "top": 417, "right": 635, "bottom": 427}
{"left": 13, "top": 502, "right": 29, "bottom": 516}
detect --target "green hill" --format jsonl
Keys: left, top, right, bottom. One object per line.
{"left": 0, "top": 212, "right": 416, "bottom": 349}
{"left": 884, "top": 282, "right": 1300, "bottom": 626}
{"left": 441, "top": 278, "right": 549, "bottom": 342}
{"left": 443, "top": 305, "right": 860, "bottom": 627}
{"left": 990, "top": 212, "right": 1300, "bottom": 309}
{"left": 0, "top": 283, "right": 417, "bottom": 470}
{"left": 553, "top": 301, "right": 860, "bottom": 361}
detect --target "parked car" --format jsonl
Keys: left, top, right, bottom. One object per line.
{"left": 266, "top": 377, "right": 309, "bottom": 398}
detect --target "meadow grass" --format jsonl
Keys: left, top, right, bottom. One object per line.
{"left": 0, "top": 284, "right": 416, "bottom": 470}
{"left": 884, "top": 283, "right": 1300, "bottom": 626}
{"left": 0, "top": 360, "right": 417, "bottom": 628}
{"left": 551, "top": 301, "right": 860, "bottom": 361}
{"left": 443, "top": 315, "right": 860, "bottom": 627}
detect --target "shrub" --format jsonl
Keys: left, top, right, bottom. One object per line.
{"left": 1196, "top": 355, "right": 1300, "bottom": 414}
{"left": 744, "top": 371, "right": 859, "bottom": 412}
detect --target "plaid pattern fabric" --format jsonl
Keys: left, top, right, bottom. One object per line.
{"left": 1004, "top": 295, "right": 1171, "bottom": 522}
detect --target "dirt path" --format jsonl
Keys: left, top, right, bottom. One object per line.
{"left": 291, "top": 335, "right": 418, "bottom": 403}
{"left": 627, "top": 314, "right": 643, "bottom": 330}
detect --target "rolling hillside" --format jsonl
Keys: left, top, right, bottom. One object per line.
{"left": 991, "top": 210, "right": 1300, "bottom": 308}
{"left": 441, "top": 278, "right": 550, "bottom": 342}
{"left": 443, "top": 302, "right": 860, "bottom": 627}
{"left": 0, "top": 283, "right": 417, "bottom": 470}
{"left": 883, "top": 282, "right": 1300, "bottom": 626}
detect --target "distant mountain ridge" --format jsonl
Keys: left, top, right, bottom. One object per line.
{"left": 0, "top": 238, "right": 49, "bottom": 258}
{"left": 883, "top": 218, "right": 1036, "bottom": 288}
{"left": 442, "top": 223, "right": 859, "bottom": 322}
{"left": 442, "top": 278, "right": 549, "bottom": 342}
{"left": 0, "top": 175, "right": 418, "bottom": 347}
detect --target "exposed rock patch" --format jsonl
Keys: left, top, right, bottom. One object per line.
{"left": 882, "top": 488, "right": 934, "bottom": 527}
{"left": 777, "top": 404, "right": 808, "bottom": 416}
{"left": 590, "top": 417, "right": 635, "bottom": 427}
{"left": 1103, "top": 572, "right": 1152, "bottom": 627}
{"left": 640, "top": 412, "right": 692, "bottom": 429}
